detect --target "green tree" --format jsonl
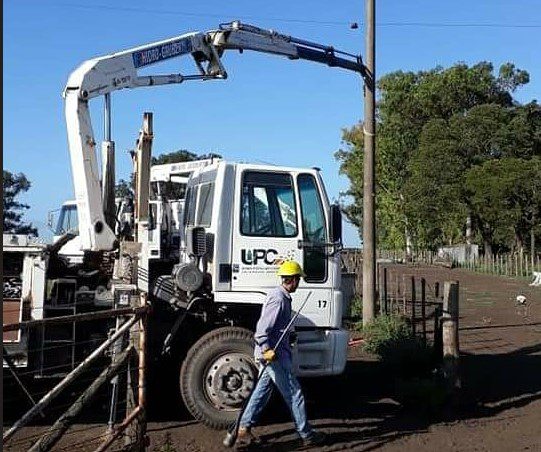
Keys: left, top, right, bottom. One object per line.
{"left": 3, "top": 170, "right": 38, "bottom": 235}
{"left": 115, "top": 178, "right": 134, "bottom": 198}
{"left": 336, "top": 62, "right": 531, "bottom": 250}
{"left": 151, "top": 149, "right": 221, "bottom": 166}
{"left": 465, "top": 158, "right": 541, "bottom": 253}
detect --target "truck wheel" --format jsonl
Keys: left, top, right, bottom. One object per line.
{"left": 180, "top": 327, "right": 257, "bottom": 430}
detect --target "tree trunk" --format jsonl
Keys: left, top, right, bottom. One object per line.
{"left": 515, "top": 230, "right": 524, "bottom": 255}
{"left": 465, "top": 214, "right": 472, "bottom": 245}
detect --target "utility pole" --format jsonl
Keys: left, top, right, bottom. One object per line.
{"left": 362, "top": 0, "right": 376, "bottom": 326}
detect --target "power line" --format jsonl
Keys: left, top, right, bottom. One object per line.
{"left": 56, "top": 3, "right": 350, "bottom": 26}
{"left": 378, "top": 21, "right": 541, "bottom": 28}
{"left": 55, "top": 3, "right": 541, "bottom": 29}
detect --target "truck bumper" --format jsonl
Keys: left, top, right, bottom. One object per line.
{"left": 292, "top": 328, "right": 349, "bottom": 377}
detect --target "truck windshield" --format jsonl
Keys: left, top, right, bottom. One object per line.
{"left": 55, "top": 204, "right": 79, "bottom": 235}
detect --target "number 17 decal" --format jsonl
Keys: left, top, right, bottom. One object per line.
{"left": 317, "top": 300, "right": 328, "bottom": 308}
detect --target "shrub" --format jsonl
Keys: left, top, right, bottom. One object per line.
{"left": 350, "top": 296, "right": 363, "bottom": 318}
{"left": 360, "top": 314, "right": 433, "bottom": 377}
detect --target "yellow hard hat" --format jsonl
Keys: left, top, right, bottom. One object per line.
{"left": 277, "top": 260, "right": 305, "bottom": 277}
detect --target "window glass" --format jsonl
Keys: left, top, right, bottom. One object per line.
{"left": 241, "top": 172, "right": 297, "bottom": 237}
{"left": 298, "top": 175, "right": 327, "bottom": 243}
{"left": 184, "top": 186, "right": 198, "bottom": 226}
{"left": 298, "top": 174, "right": 327, "bottom": 281}
{"left": 197, "top": 183, "right": 214, "bottom": 227}
{"left": 56, "top": 205, "right": 79, "bottom": 235}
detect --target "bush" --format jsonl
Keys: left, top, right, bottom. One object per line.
{"left": 360, "top": 314, "right": 433, "bottom": 377}
{"left": 350, "top": 296, "right": 363, "bottom": 318}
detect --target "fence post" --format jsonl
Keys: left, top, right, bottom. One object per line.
{"left": 421, "top": 278, "right": 426, "bottom": 345}
{"left": 433, "top": 305, "right": 443, "bottom": 363}
{"left": 394, "top": 272, "right": 400, "bottom": 314}
{"left": 402, "top": 274, "right": 407, "bottom": 315}
{"left": 434, "top": 282, "right": 440, "bottom": 301}
{"left": 383, "top": 267, "right": 388, "bottom": 315}
{"left": 442, "top": 281, "right": 460, "bottom": 391}
{"left": 411, "top": 276, "right": 416, "bottom": 334}
{"left": 125, "top": 293, "right": 146, "bottom": 449}
{"left": 137, "top": 293, "right": 147, "bottom": 451}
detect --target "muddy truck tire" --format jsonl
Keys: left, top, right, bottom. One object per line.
{"left": 180, "top": 327, "right": 257, "bottom": 429}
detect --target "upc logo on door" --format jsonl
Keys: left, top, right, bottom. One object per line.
{"left": 241, "top": 249, "right": 278, "bottom": 265}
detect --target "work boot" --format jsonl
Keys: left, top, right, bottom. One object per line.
{"left": 237, "top": 426, "right": 262, "bottom": 446}
{"left": 303, "top": 430, "right": 327, "bottom": 447}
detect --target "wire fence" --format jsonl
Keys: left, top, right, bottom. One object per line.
{"left": 3, "top": 301, "right": 148, "bottom": 452}
{"left": 341, "top": 248, "right": 541, "bottom": 281}
{"left": 455, "top": 252, "right": 541, "bottom": 279}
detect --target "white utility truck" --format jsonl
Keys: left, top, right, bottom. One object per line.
{"left": 3, "top": 21, "right": 365, "bottom": 428}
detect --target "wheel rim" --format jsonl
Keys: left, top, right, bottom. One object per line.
{"left": 204, "top": 353, "right": 257, "bottom": 411}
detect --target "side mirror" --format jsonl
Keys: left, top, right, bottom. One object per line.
{"left": 187, "top": 226, "right": 207, "bottom": 257}
{"left": 330, "top": 204, "right": 342, "bottom": 244}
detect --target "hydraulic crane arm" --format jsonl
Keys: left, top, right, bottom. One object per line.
{"left": 63, "top": 20, "right": 366, "bottom": 252}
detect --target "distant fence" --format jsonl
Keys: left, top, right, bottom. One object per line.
{"left": 455, "top": 252, "right": 541, "bottom": 279}
{"left": 342, "top": 247, "right": 541, "bottom": 280}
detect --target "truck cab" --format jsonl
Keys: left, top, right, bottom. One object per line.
{"left": 183, "top": 161, "right": 347, "bottom": 375}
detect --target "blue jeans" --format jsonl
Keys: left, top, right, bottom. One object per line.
{"left": 239, "top": 360, "right": 313, "bottom": 439}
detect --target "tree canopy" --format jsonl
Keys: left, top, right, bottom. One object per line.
{"left": 3, "top": 170, "right": 38, "bottom": 236}
{"left": 336, "top": 62, "right": 541, "bottom": 253}
{"left": 116, "top": 149, "right": 222, "bottom": 197}
{"left": 151, "top": 149, "right": 221, "bottom": 166}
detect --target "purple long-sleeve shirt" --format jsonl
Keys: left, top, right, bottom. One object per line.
{"left": 254, "top": 286, "right": 292, "bottom": 365}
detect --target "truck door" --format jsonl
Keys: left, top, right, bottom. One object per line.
{"left": 232, "top": 170, "right": 299, "bottom": 292}
{"left": 295, "top": 173, "right": 333, "bottom": 327}
{"left": 231, "top": 169, "right": 333, "bottom": 326}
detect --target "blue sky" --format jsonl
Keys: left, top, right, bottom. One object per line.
{"left": 3, "top": 0, "right": 540, "bottom": 245}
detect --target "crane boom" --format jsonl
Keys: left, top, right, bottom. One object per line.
{"left": 63, "top": 20, "right": 366, "bottom": 251}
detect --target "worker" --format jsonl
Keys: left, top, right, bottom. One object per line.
{"left": 236, "top": 260, "right": 327, "bottom": 447}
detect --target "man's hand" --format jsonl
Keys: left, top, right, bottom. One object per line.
{"left": 262, "top": 349, "right": 276, "bottom": 362}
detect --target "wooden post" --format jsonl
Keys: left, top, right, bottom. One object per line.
{"left": 137, "top": 293, "right": 147, "bottom": 451}
{"left": 134, "top": 113, "right": 153, "bottom": 241}
{"left": 125, "top": 293, "right": 148, "bottom": 451}
{"left": 421, "top": 278, "right": 427, "bottom": 345}
{"left": 383, "top": 267, "right": 388, "bottom": 315}
{"left": 442, "top": 281, "right": 460, "bottom": 390}
{"left": 411, "top": 276, "right": 416, "bottom": 334}
{"left": 433, "top": 304, "right": 443, "bottom": 362}
{"left": 434, "top": 282, "right": 440, "bottom": 301}
{"left": 402, "top": 274, "right": 407, "bottom": 315}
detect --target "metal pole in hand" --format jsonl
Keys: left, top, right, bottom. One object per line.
{"left": 223, "top": 290, "right": 313, "bottom": 448}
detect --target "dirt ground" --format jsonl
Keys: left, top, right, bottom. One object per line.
{"left": 4, "top": 266, "right": 541, "bottom": 451}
